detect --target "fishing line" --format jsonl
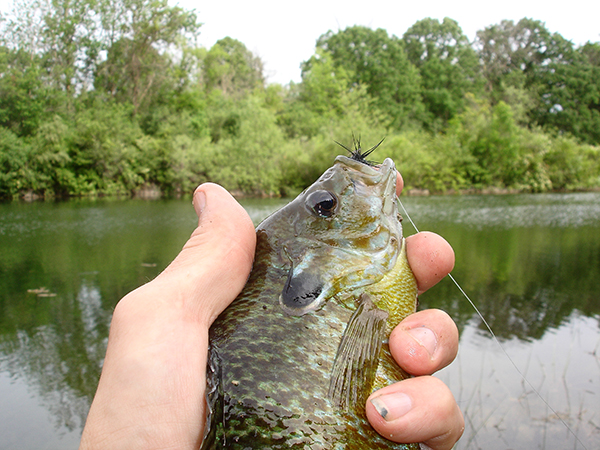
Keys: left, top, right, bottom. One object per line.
{"left": 398, "top": 198, "right": 589, "bottom": 450}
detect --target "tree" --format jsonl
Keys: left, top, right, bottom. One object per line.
{"left": 94, "top": 0, "right": 200, "bottom": 115}
{"left": 403, "top": 17, "right": 482, "bottom": 130}
{"left": 580, "top": 41, "right": 600, "bottom": 66}
{"left": 308, "top": 26, "right": 424, "bottom": 129}
{"left": 0, "top": 0, "right": 47, "bottom": 59}
{"left": 451, "top": 96, "right": 526, "bottom": 187}
{"left": 207, "top": 96, "right": 285, "bottom": 196}
{"left": 533, "top": 42, "right": 600, "bottom": 144}
{"left": 41, "top": 0, "right": 98, "bottom": 95}
{"left": 277, "top": 50, "right": 352, "bottom": 138}
{"left": 475, "top": 19, "right": 573, "bottom": 98}
{"left": 1, "top": 0, "right": 97, "bottom": 110}
{"left": 0, "top": 46, "right": 49, "bottom": 135}
{"left": 95, "top": 36, "right": 170, "bottom": 114}
{"left": 202, "top": 37, "right": 265, "bottom": 96}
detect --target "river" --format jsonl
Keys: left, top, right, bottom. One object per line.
{"left": 0, "top": 192, "right": 598, "bottom": 449}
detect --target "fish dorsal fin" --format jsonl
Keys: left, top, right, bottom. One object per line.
{"left": 328, "top": 293, "right": 389, "bottom": 411}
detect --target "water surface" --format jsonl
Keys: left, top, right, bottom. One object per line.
{"left": 400, "top": 193, "right": 600, "bottom": 450}
{"left": 0, "top": 193, "right": 598, "bottom": 449}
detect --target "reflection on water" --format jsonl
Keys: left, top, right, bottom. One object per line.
{"left": 0, "top": 193, "right": 599, "bottom": 449}
{"left": 401, "top": 193, "right": 600, "bottom": 449}
{"left": 0, "top": 198, "right": 195, "bottom": 449}
{"left": 402, "top": 192, "right": 600, "bottom": 229}
{"left": 445, "top": 312, "right": 599, "bottom": 449}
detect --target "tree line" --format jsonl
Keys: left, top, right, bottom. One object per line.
{"left": 1, "top": 0, "right": 599, "bottom": 199}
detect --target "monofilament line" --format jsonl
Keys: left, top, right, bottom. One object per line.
{"left": 397, "top": 198, "right": 589, "bottom": 450}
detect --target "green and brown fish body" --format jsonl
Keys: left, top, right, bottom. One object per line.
{"left": 202, "top": 154, "right": 419, "bottom": 449}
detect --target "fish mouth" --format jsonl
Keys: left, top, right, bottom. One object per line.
{"left": 334, "top": 155, "right": 395, "bottom": 177}
{"left": 334, "top": 155, "right": 397, "bottom": 216}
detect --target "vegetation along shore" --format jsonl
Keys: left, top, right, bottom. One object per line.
{"left": 1, "top": 0, "right": 599, "bottom": 200}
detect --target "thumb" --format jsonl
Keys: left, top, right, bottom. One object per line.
{"left": 154, "top": 183, "right": 256, "bottom": 326}
{"left": 81, "top": 184, "right": 256, "bottom": 449}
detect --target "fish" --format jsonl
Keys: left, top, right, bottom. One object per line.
{"left": 201, "top": 142, "right": 420, "bottom": 449}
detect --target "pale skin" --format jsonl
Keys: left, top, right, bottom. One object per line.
{"left": 79, "top": 172, "right": 464, "bottom": 450}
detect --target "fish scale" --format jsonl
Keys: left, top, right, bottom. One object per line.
{"left": 202, "top": 151, "right": 420, "bottom": 449}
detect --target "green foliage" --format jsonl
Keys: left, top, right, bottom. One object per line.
{"left": 206, "top": 96, "right": 285, "bottom": 196}
{"left": 203, "top": 37, "right": 265, "bottom": 96}
{"left": 385, "top": 130, "right": 475, "bottom": 193}
{"left": 403, "top": 18, "right": 483, "bottom": 130}
{"left": 0, "top": 126, "right": 34, "bottom": 196}
{"left": 310, "top": 26, "right": 425, "bottom": 130}
{"left": 66, "top": 101, "right": 145, "bottom": 194}
{"left": 93, "top": 0, "right": 200, "bottom": 116}
{"left": 279, "top": 52, "right": 386, "bottom": 140}
{"left": 456, "top": 99, "right": 520, "bottom": 185}
{"left": 450, "top": 97, "right": 555, "bottom": 191}
{"left": 544, "top": 136, "right": 600, "bottom": 190}
{"left": 0, "top": 47, "right": 49, "bottom": 136}
{"left": 474, "top": 17, "right": 580, "bottom": 133}
{"left": 280, "top": 50, "right": 352, "bottom": 138}
{"left": 0, "top": 3, "right": 599, "bottom": 199}
{"left": 532, "top": 44, "right": 600, "bottom": 144}
{"left": 476, "top": 18, "right": 567, "bottom": 90}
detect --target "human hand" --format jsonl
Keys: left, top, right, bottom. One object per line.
{"left": 79, "top": 177, "right": 463, "bottom": 450}
{"left": 80, "top": 183, "right": 256, "bottom": 450}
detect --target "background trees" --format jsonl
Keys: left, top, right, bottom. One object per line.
{"left": 308, "top": 26, "right": 424, "bottom": 129}
{"left": 402, "top": 18, "right": 482, "bottom": 131}
{"left": 0, "top": 47, "right": 49, "bottom": 136}
{"left": 0, "top": 2, "right": 599, "bottom": 198}
{"left": 93, "top": 0, "right": 200, "bottom": 116}
{"left": 532, "top": 42, "right": 600, "bottom": 144}
{"left": 475, "top": 19, "right": 572, "bottom": 120}
{"left": 203, "top": 37, "right": 265, "bottom": 96}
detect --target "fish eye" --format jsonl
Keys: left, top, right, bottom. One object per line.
{"left": 306, "top": 190, "right": 337, "bottom": 218}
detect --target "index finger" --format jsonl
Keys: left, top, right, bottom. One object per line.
{"left": 396, "top": 172, "right": 404, "bottom": 196}
{"left": 395, "top": 172, "right": 454, "bottom": 294}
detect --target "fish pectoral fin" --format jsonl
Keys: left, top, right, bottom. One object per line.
{"left": 201, "top": 343, "right": 223, "bottom": 449}
{"left": 328, "top": 293, "right": 388, "bottom": 411}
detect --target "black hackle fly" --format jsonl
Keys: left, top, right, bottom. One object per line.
{"left": 335, "top": 135, "right": 384, "bottom": 166}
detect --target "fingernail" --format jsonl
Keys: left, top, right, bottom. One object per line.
{"left": 194, "top": 190, "right": 206, "bottom": 217}
{"left": 419, "top": 444, "right": 434, "bottom": 450}
{"left": 370, "top": 392, "right": 412, "bottom": 422}
{"left": 407, "top": 326, "right": 438, "bottom": 358}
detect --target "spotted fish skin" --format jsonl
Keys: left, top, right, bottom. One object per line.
{"left": 202, "top": 155, "right": 419, "bottom": 449}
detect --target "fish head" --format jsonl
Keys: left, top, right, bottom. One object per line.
{"left": 258, "top": 155, "right": 403, "bottom": 316}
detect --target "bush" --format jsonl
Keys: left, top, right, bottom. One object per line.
{"left": 0, "top": 127, "right": 34, "bottom": 197}
{"left": 545, "top": 135, "right": 600, "bottom": 190}
{"left": 207, "top": 96, "right": 286, "bottom": 196}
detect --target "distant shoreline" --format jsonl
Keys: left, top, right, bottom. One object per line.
{"left": 8, "top": 185, "right": 600, "bottom": 203}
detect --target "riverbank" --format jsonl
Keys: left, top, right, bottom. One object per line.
{"left": 9, "top": 183, "right": 600, "bottom": 204}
